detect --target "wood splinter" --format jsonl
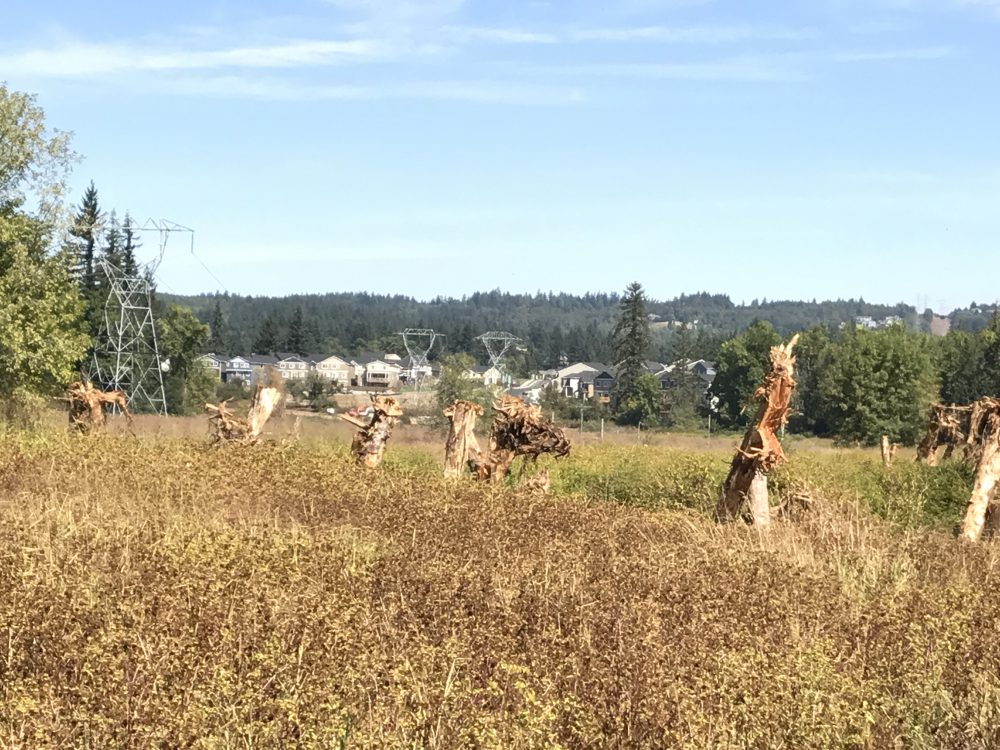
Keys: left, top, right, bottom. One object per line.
{"left": 206, "top": 384, "right": 281, "bottom": 445}
{"left": 716, "top": 334, "right": 799, "bottom": 527}
{"left": 915, "top": 403, "right": 972, "bottom": 466}
{"left": 880, "top": 435, "right": 899, "bottom": 468}
{"left": 341, "top": 395, "right": 403, "bottom": 468}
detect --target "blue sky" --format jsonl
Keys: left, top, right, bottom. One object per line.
{"left": 3, "top": 0, "right": 999, "bottom": 310}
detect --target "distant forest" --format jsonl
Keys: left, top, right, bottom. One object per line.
{"left": 161, "top": 289, "right": 965, "bottom": 371}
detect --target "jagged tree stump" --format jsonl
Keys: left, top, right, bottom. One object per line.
{"left": 880, "top": 435, "right": 898, "bottom": 468}
{"left": 916, "top": 403, "right": 972, "bottom": 466}
{"left": 960, "top": 397, "right": 1000, "bottom": 542}
{"left": 341, "top": 395, "right": 403, "bottom": 468}
{"left": 716, "top": 334, "right": 799, "bottom": 526}
{"left": 443, "top": 399, "right": 484, "bottom": 477}
{"left": 66, "top": 381, "right": 131, "bottom": 433}
{"left": 475, "top": 395, "right": 570, "bottom": 483}
{"left": 206, "top": 384, "right": 280, "bottom": 445}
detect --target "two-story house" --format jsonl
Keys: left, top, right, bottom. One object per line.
{"left": 195, "top": 353, "right": 225, "bottom": 380}
{"left": 313, "top": 354, "right": 353, "bottom": 387}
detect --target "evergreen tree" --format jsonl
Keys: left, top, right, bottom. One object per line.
{"left": 208, "top": 298, "right": 226, "bottom": 353}
{"left": 611, "top": 282, "right": 652, "bottom": 422}
{"left": 66, "top": 181, "right": 102, "bottom": 338}
{"left": 121, "top": 212, "right": 140, "bottom": 277}
{"left": 286, "top": 306, "right": 306, "bottom": 354}
{"left": 67, "top": 181, "right": 101, "bottom": 293}
{"left": 253, "top": 316, "right": 279, "bottom": 354}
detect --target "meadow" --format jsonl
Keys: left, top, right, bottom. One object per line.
{"left": 0, "top": 416, "right": 997, "bottom": 749}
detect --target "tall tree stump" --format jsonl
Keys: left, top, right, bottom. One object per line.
{"left": 716, "top": 334, "right": 799, "bottom": 526}
{"left": 66, "top": 381, "right": 131, "bottom": 433}
{"left": 341, "top": 395, "right": 403, "bottom": 468}
{"left": 206, "top": 384, "right": 281, "bottom": 445}
{"left": 960, "top": 398, "right": 1000, "bottom": 543}
{"left": 880, "top": 435, "right": 898, "bottom": 468}
{"left": 443, "top": 400, "right": 484, "bottom": 477}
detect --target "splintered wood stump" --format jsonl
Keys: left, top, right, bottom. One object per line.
{"left": 66, "top": 381, "right": 131, "bottom": 433}
{"left": 716, "top": 334, "right": 799, "bottom": 526}
{"left": 476, "top": 395, "right": 570, "bottom": 483}
{"left": 341, "top": 395, "right": 403, "bottom": 468}
{"left": 206, "top": 384, "right": 280, "bottom": 445}
{"left": 880, "top": 435, "right": 898, "bottom": 468}
{"left": 443, "top": 400, "right": 484, "bottom": 477}
{"left": 960, "top": 398, "right": 1000, "bottom": 542}
{"left": 916, "top": 403, "right": 972, "bottom": 466}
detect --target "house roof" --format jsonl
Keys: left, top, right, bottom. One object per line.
{"left": 248, "top": 353, "right": 280, "bottom": 365}
{"left": 470, "top": 365, "right": 499, "bottom": 375}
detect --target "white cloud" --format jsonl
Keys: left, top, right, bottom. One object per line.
{"left": 441, "top": 25, "right": 558, "bottom": 44}
{"left": 549, "top": 56, "right": 810, "bottom": 82}
{"left": 571, "top": 25, "right": 815, "bottom": 43}
{"left": 833, "top": 45, "right": 956, "bottom": 61}
{"left": 164, "top": 74, "right": 586, "bottom": 105}
{"left": 0, "top": 39, "right": 381, "bottom": 78}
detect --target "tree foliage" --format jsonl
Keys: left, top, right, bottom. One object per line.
{"left": 816, "top": 325, "right": 938, "bottom": 445}
{"left": 157, "top": 305, "right": 211, "bottom": 414}
{"left": 435, "top": 354, "right": 489, "bottom": 412}
{"left": 711, "top": 320, "right": 782, "bottom": 427}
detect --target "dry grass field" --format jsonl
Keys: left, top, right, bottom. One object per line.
{"left": 0, "top": 416, "right": 996, "bottom": 748}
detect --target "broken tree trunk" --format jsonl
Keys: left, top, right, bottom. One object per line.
{"left": 916, "top": 403, "right": 972, "bottom": 466}
{"left": 716, "top": 334, "right": 799, "bottom": 526}
{"left": 443, "top": 399, "right": 484, "bottom": 477}
{"left": 475, "top": 395, "right": 571, "bottom": 483}
{"left": 880, "top": 435, "right": 898, "bottom": 468}
{"left": 66, "top": 381, "right": 131, "bottom": 433}
{"left": 206, "top": 384, "right": 281, "bottom": 445}
{"left": 959, "top": 398, "right": 1000, "bottom": 543}
{"left": 341, "top": 395, "right": 403, "bottom": 468}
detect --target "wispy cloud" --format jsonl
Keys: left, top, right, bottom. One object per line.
{"left": 548, "top": 56, "right": 810, "bottom": 82}
{"left": 570, "top": 25, "right": 815, "bottom": 44}
{"left": 441, "top": 25, "right": 558, "bottom": 44}
{"left": 0, "top": 38, "right": 380, "bottom": 78}
{"left": 833, "top": 45, "right": 956, "bottom": 61}
{"left": 164, "top": 74, "right": 585, "bottom": 105}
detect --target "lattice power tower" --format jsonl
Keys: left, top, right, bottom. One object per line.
{"left": 398, "top": 328, "right": 442, "bottom": 390}
{"left": 90, "top": 219, "right": 194, "bottom": 414}
{"left": 476, "top": 331, "right": 522, "bottom": 375}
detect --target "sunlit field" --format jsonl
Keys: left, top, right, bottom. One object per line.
{"left": 0, "top": 416, "right": 995, "bottom": 749}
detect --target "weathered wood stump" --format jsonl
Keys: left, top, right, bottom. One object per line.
{"left": 443, "top": 399, "right": 484, "bottom": 477}
{"left": 880, "top": 435, "right": 898, "bottom": 468}
{"left": 960, "top": 397, "right": 1000, "bottom": 542}
{"left": 341, "top": 395, "right": 403, "bottom": 468}
{"left": 716, "top": 334, "right": 799, "bottom": 527}
{"left": 916, "top": 403, "right": 972, "bottom": 466}
{"left": 206, "top": 384, "right": 281, "bottom": 445}
{"left": 474, "top": 395, "right": 570, "bottom": 483}
{"left": 67, "top": 381, "right": 131, "bottom": 433}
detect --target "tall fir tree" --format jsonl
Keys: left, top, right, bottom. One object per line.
{"left": 611, "top": 281, "right": 652, "bottom": 412}
{"left": 253, "top": 316, "right": 279, "bottom": 354}
{"left": 208, "top": 298, "right": 227, "bottom": 353}
{"left": 121, "top": 212, "right": 141, "bottom": 277}
{"left": 286, "top": 306, "right": 306, "bottom": 354}
{"left": 66, "top": 181, "right": 102, "bottom": 338}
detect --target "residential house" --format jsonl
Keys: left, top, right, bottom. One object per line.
{"left": 466, "top": 365, "right": 503, "bottom": 387}
{"left": 353, "top": 352, "right": 402, "bottom": 389}
{"left": 195, "top": 353, "right": 225, "bottom": 380}
{"left": 655, "top": 359, "right": 717, "bottom": 391}
{"left": 399, "top": 356, "right": 436, "bottom": 385}
{"left": 558, "top": 362, "right": 617, "bottom": 399}
{"left": 247, "top": 354, "right": 281, "bottom": 384}
{"left": 509, "top": 377, "right": 551, "bottom": 404}
{"left": 275, "top": 353, "right": 310, "bottom": 381}
{"left": 223, "top": 355, "right": 253, "bottom": 384}
{"left": 313, "top": 354, "right": 353, "bottom": 387}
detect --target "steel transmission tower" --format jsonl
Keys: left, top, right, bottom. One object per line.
{"left": 476, "top": 331, "right": 522, "bottom": 375}
{"left": 91, "top": 259, "right": 168, "bottom": 414}
{"left": 88, "top": 218, "right": 194, "bottom": 414}
{"left": 398, "top": 328, "right": 442, "bottom": 389}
